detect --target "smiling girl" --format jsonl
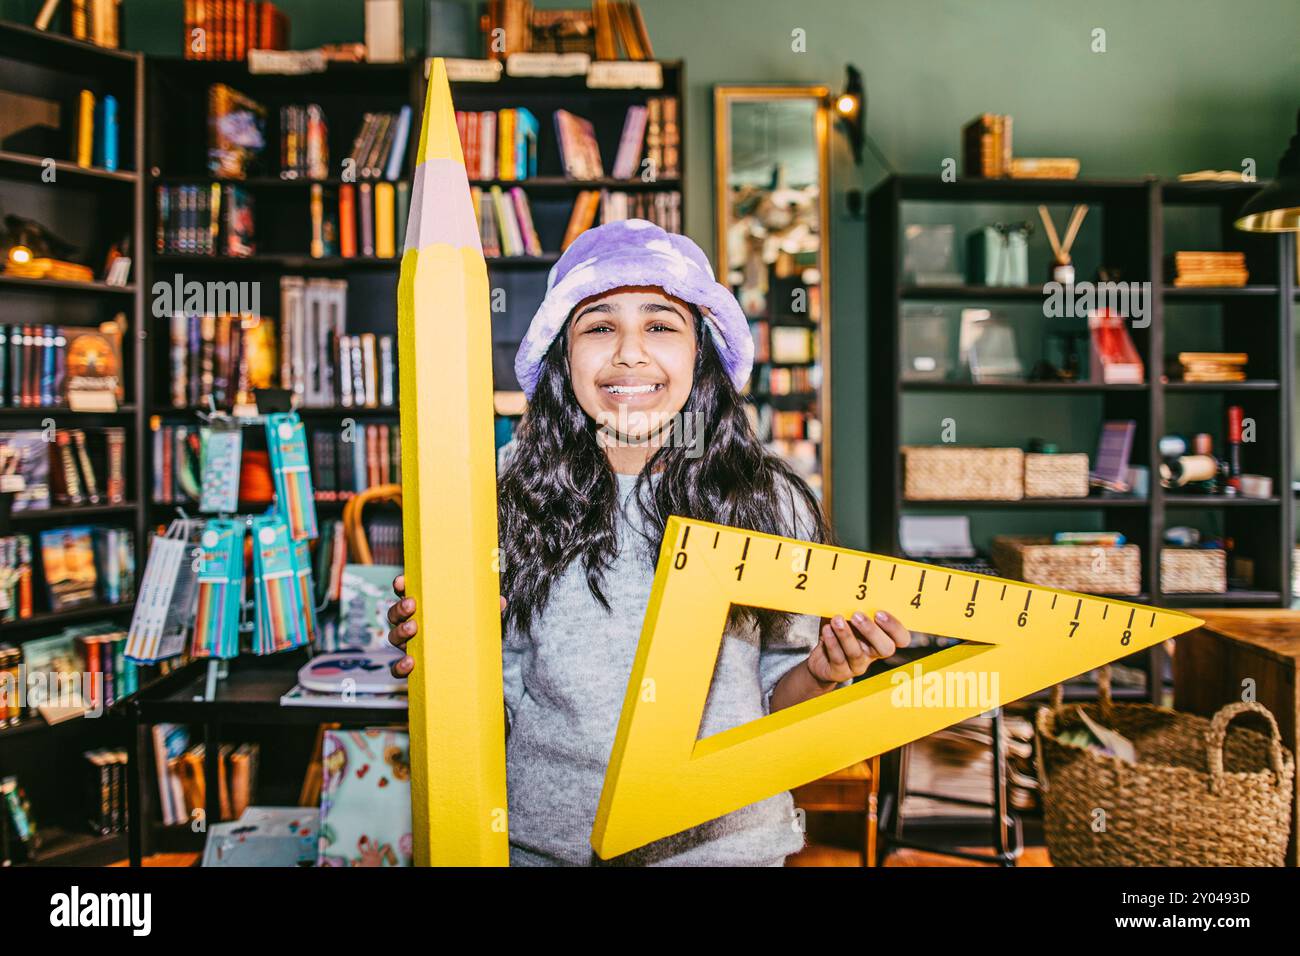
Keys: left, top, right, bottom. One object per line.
{"left": 387, "top": 218, "right": 911, "bottom": 866}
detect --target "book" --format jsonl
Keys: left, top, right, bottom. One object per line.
{"left": 40, "top": 525, "right": 98, "bottom": 611}
{"left": 375, "top": 182, "right": 395, "bottom": 258}
{"left": 75, "top": 89, "right": 94, "bottom": 168}
{"left": 93, "top": 94, "right": 118, "bottom": 171}
{"left": 208, "top": 84, "right": 266, "bottom": 179}
{"left": 554, "top": 109, "right": 603, "bottom": 179}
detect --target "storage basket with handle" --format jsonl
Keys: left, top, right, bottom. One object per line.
{"left": 1036, "top": 667, "right": 1293, "bottom": 866}
{"left": 342, "top": 483, "right": 402, "bottom": 565}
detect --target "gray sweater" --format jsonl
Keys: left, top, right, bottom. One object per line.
{"left": 498, "top": 441, "right": 823, "bottom": 866}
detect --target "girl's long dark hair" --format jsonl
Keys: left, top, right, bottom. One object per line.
{"left": 498, "top": 305, "right": 833, "bottom": 642}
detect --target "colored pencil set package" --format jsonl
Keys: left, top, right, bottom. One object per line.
{"left": 266, "top": 413, "right": 318, "bottom": 541}
{"left": 250, "top": 515, "right": 315, "bottom": 655}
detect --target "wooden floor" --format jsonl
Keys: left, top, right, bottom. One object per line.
{"left": 113, "top": 845, "right": 1053, "bottom": 867}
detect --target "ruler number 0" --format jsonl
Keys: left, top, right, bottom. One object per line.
{"left": 674, "top": 551, "right": 688, "bottom": 570}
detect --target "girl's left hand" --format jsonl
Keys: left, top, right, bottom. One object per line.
{"left": 807, "top": 609, "right": 912, "bottom": 686}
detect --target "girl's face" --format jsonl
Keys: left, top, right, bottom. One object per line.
{"left": 565, "top": 286, "right": 697, "bottom": 443}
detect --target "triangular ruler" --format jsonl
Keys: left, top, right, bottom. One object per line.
{"left": 591, "top": 516, "right": 1202, "bottom": 859}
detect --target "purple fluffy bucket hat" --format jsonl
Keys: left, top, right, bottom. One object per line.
{"left": 513, "top": 219, "right": 753, "bottom": 399}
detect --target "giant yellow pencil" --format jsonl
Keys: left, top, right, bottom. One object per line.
{"left": 398, "top": 58, "right": 509, "bottom": 866}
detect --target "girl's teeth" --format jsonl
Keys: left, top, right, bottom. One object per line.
{"left": 606, "top": 384, "right": 660, "bottom": 394}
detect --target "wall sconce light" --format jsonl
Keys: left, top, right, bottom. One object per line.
{"left": 836, "top": 64, "right": 864, "bottom": 166}
{"left": 1235, "top": 110, "right": 1300, "bottom": 232}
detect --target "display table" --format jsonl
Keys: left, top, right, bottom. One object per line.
{"left": 1173, "top": 610, "right": 1300, "bottom": 866}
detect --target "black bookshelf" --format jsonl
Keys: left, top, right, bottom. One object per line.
{"left": 131, "top": 54, "right": 686, "bottom": 864}
{"left": 867, "top": 173, "right": 1295, "bottom": 697}
{"left": 0, "top": 19, "right": 148, "bottom": 865}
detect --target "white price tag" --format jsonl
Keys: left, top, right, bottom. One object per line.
{"left": 441, "top": 58, "right": 504, "bottom": 82}
{"left": 507, "top": 52, "right": 590, "bottom": 77}
{"left": 248, "top": 49, "right": 327, "bottom": 74}
{"left": 587, "top": 61, "right": 663, "bottom": 89}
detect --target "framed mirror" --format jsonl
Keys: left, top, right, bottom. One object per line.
{"left": 714, "top": 85, "right": 833, "bottom": 515}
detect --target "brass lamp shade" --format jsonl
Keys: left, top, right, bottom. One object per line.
{"left": 1235, "top": 109, "right": 1300, "bottom": 232}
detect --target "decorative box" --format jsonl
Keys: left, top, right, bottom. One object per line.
{"left": 992, "top": 536, "right": 1142, "bottom": 595}
{"left": 1024, "top": 453, "right": 1090, "bottom": 498}
{"left": 903, "top": 446, "right": 1023, "bottom": 501}
{"left": 1160, "top": 548, "right": 1227, "bottom": 594}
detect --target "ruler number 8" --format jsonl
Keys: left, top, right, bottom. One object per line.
{"left": 1120, "top": 628, "right": 1131, "bottom": 646}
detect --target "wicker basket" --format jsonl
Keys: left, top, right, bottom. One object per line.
{"left": 1024, "top": 453, "right": 1089, "bottom": 498}
{"left": 1160, "top": 548, "right": 1226, "bottom": 594}
{"left": 902, "top": 446, "right": 1023, "bottom": 501}
{"left": 992, "top": 535, "right": 1141, "bottom": 594}
{"left": 1036, "top": 669, "right": 1293, "bottom": 866}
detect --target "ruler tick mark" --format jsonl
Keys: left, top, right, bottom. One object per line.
{"left": 1000, "top": 584, "right": 1007, "bottom": 601}
{"left": 1127, "top": 608, "right": 1135, "bottom": 628}
{"left": 774, "top": 542, "right": 782, "bottom": 560}
{"left": 1075, "top": 599, "right": 1082, "bottom": 619}
{"left": 890, "top": 565, "right": 897, "bottom": 581}
{"left": 917, "top": 570, "right": 926, "bottom": 591}
{"left": 1149, "top": 612, "right": 1156, "bottom": 628}
{"left": 1051, "top": 595, "right": 1058, "bottom": 610}
{"left": 712, "top": 531, "right": 719, "bottom": 548}
{"left": 804, "top": 549, "right": 811, "bottom": 571}
{"left": 681, "top": 526, "right": 690, "bottom": 548}
{"left": 1023, "top": 591, "right": 1031, "bottom": 611}
{"left": 831, "top": 553, "right": 838, "bottom": 571}
{"left": 971, "top": 580, "right": 980, "bottom": 600}
{"left": 1103, "top": 605, "right": 1109, "bottom": 620}
{"left": 741, "top": 537, "right": 750, "bottom": 561}
{"left": 862, "top": 560, "right": 871, "bottom": 584}
{"left": 945, "top": 575, "right": 951, "bottom": 591}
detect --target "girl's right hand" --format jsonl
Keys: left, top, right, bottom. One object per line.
{"left": 387, "top": 574, "right": 507, "bottom": 678}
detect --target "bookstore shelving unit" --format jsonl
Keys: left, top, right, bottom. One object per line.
{"left": 0, "top": 19, "right": 148, "bottom": 865}
{"left": 867, "top": 173, "right": 1295, "bottom": 863}
{"left": 128, "top": 54, "right": 686, "bottom": 864}
{"left": 867, "top": 173, "right": 1295, "bottom": 663}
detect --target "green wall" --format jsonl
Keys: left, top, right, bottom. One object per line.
{"left": 12, "top": 0, "right": 1297, "bottom": 548}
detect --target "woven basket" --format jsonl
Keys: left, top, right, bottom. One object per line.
{"left": 1024, "top": 453, "right": 1089, "bottom": 498}
{"left": 992, "top": 536, "right": 1141, "bottom": 594}
{"left": 902, "top": 446, "right": 1023, "bottom": 500}
{"left": 1160, "top": 548, "right": 1226, "bottom": 594}
{"left": 1036, "top": 669, "right": 1293, "bottom": 866}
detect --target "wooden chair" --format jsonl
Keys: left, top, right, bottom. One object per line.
{"left": 788, "top": 756, "right": 880, "bottom": 866}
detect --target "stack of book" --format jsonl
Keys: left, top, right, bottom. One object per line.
{"left": 555, "top": 109, "right": 604, "bottom": 179}
{"left": 156, "top": 183, "right": 256, "bottom": 256}
{"left": 1168, "top": 251, "right": 1249, "bottom": 287}
{"left": 182, "top": 0, "right": 290, "bottom": 60}
{"left": 0, "top": 428, "right": 126, "bottom": 510}
{"left": 311, "top": 181, "right": 408, "bottom": 259}
{"left": 562, "top": 189, "right": 681, "bottom": 249}
{"left": 472, "top": 185, "right": 543, "bottom": 257}
{"left": 961, "top": 113, "right": 1012, "bottom": 178}
{"left": 39, "top": 525, "right": 134, "bottom": 611}
{"left": 279, "top": 277, "right": 397, "bottom": 408}
{"left": 455, "top": 108, "right": 539, "bottom": 181}
{"left": 0, "top": 535, "right": 33, "bottom": 621}
{"left": 592, "top": 0, "right": 654, "bottom": 59}
{"left": 345, "top": 108, "right": 412, "bottom": 182}
{"left": 71, "top": 89, "right": 119, "bottom": 171}
{"left": 643, "top": 96, "right": 679, "bottom": 179}
{"left": 167, "top": 312, "right": 276, "bottom": 410}
{"left": 83, "top": 749, "right": 128, "bottom": 835}
{"left": 0, "top": 322, "right": 125, "bottom": 409}
{"left": 37, "top": 0, "right": 122, "bottom": 48}
{"left": 150, "top": 420, "right": 200, "bottom": 505}
{"left": 1173, "top": 351, "right": 1248, "bottom": 383}
{"left": 3, "top": 258, "right": 94, "bottom": 283}
{"left": 151, "top": 723, "right": 260, "bottom": 824}
{"left": 279, "top": 104, "right": 328, "bottom": 180}
{"left": 311, "top": 422, "right": 401, "bottom": 500}
{"left": 1009, "top": 157, "right": 1080, "bottom": 180}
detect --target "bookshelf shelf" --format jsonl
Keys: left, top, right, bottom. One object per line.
{"left": 901, "top": 497, "right": 1148, "bottom": 509}
{"left": 5, "top": 502, "right": 139, "bottom": 520}
{"left": 901, "top": 381, "right": 1147, "bottom": 393}
{"left": 152, "top": 253, "right": 401, "bottom": 269}
{"left": 1162, "top": 380, "right": 1280, "bottom": 391}
{"left": 0, "top": 274, "right": 135, "bottom": 295}
{"left": 870, "top": 173, "right": 1296, "bottom": 707}
{"left": 0, "top": 601, "right": 135, "bottom": 632}
{"left": 0, "top": 405, "right": 138, "bottom": 417}
{"left": 1164, "top": 285, "right": 1278, "bottom": 299}
{"left": 470, "top": 176, "right": 681, "bottom": 190}
{"left": 0, "top": 150, "right": 137, "bottom": 185}
{"left": 0, "top": 19, "right": 138, "bottom": 72}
